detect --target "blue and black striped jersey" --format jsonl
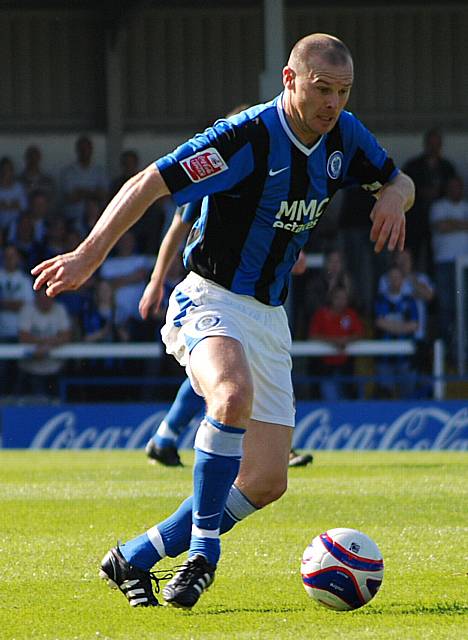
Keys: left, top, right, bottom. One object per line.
{"left": 156, "top": 94, "right": 398, "bottom": 306}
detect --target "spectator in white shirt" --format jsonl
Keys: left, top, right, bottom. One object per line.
{"left": 17, "top": 288, "right": 72, "bottom": 397}
{"left": 430, "top": 175, "right": 468, "bottom": 355}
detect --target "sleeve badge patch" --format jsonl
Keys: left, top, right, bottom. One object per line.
{"left": 180, "top": 147, "right": 228, "bottom": 182}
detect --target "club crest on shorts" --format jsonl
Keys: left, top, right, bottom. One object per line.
{"left": 195, "top": 314, "right": 221, "bottom": 331}
{"left": 327, "top": 151, "right": 343, "bottom": 180}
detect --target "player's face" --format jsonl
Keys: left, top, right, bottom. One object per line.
{"left": 284, "top": 56, "right": 353, "bottom": 144}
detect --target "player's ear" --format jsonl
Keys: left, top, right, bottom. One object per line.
{"left": 282, "top": 66, "right": 295, "bottom": 89}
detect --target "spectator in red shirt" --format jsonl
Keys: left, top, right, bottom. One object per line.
{"left": 309, "top": 285, "right": 364, "bottom": 401}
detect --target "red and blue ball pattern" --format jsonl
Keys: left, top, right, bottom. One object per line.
{"left": 301, "top": 528, "right": 384, "bottom": 611}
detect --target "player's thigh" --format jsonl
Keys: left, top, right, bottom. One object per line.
{"left": 189, "top": 335, "right": 254, "bottom": 421}
{"left": 190, "top": 335, "right": 253, "bottom": 395}
{"left": 235, "top": 418, "right": 293, "bottom": 507}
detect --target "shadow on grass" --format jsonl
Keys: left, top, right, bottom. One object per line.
{"left": 358, "top": 601, "right": 467, "bottom": 616}
{"left": 171, "top": 601, "right": 468, "bottom": 617}
{"left": 191, "top": 606, "right": 306, "bottom": 616}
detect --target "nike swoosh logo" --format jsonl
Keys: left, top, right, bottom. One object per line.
{"left": 269, "top": 166, "right": 289, "bottom": 176}
{"left": 194, "top": 511, "right": 221, "bottom": 520}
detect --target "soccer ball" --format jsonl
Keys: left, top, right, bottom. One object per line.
{"left": 301, "top": 527, "right": 384, "bottom": 611}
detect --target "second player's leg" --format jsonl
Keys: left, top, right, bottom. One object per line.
{"left": 146, "top": 377, "right": 205, "bottom": 466}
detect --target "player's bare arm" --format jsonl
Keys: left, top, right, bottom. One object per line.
{"left": 369, "top": 171, "right": 415, "bottom": 253}
{"left": 139, "top": 211, "right": 192, "bottom": 320}
{"left": 31, "top": 164, "right": 169, "bottom": 298}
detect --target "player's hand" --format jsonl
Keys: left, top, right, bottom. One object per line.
{"left": 291, "top": 250, "right": 307, "bottom": 276}
{"left": 139, "top": 279, "right": 164, "bottom": 320}
{"left": 369, "top": 197, "right": 406, "bottom": 253}
{"left": 31, "top": 250, "right": 99, "bottom": 297}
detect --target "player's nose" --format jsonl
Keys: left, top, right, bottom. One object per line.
{"left": 325, "top": 93, "right": 339, "bottom": 110}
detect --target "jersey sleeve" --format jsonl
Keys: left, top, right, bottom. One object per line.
{"left": 155, "top": 118, "right": 255, "bottom": 205}
{"left": 180, "top": 200, "right": 203, "bottom": 225}
{"left": 341, "top": 112, "right": 399, "bottom": 194}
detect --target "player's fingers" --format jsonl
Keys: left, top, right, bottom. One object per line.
{"left": 139, "top": 298, "right": 148, "bottom": 320}
{"left": 374, "top": 220, "right": 393, "bottom": 253}
{"left": 369, "top": 210, "right": 387, "bottom": 245}
{"left": 45, "top": 280, "right": 66, "bottom": 298}
{"left": 398, "top": 222, "right": 406, "bottom": 251}
{"left": 151, "top": 302, "right": 161, "bottom": 318}
{"left": 369, "top": 218, "right": 381, "bottom": 244}
{"left": 386, "top": 220, "right": 402, "bottom": 252}
{"left": 32, "top": 263, "right": 61, "bottom": 291}
{"left": 31, "top": 257, "right": 60, "bottom": 276}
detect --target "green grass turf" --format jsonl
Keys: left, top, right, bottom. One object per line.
{"left": 1, "top": 450, "right": 467, "bottom": 640}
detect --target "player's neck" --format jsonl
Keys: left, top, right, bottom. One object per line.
{"left": 282, "top": 97, "right": 320, "bottom": 148}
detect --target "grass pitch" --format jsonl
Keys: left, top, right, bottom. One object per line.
{"left": 1, "top": 450, "right": 467, "bottom": 640}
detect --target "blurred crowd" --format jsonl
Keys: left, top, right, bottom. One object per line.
{"left": 0, "top": 128, "right": 466, "bottom": 402}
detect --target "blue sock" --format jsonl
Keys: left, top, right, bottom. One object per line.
{"left": 157, "top": 497, "right": 193, "bottom": 557}
{"left": 189, "top": 416, "right": 245, "bottom": 565}
{"left": 125, "top": 485, "right": 259, "bottom": 566}
{"left": 153, "top": 378, "right": 204, "bottom": 448}
{"left": 120, "top": 532, "right": 163, "bottom": 570}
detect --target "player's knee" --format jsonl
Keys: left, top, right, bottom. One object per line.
{"left": 208, "top": 380, "right": 253, "bottom": 425}
{"left": 244, "top": 476, "right": 288, "bottom": 508}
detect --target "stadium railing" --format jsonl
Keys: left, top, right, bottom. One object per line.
{"left": 0, "top": 339, "right": 445, "bottom": 400}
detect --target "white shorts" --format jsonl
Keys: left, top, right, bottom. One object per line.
{"left": 161, "top": 272, "right": 295, "bottom": 427}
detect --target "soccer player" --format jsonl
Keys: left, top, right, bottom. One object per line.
{"left": 141, "top": 201, "right": 313, "bottom": 468}
{"left": 31, "top": 33, "right": 414, "bottom": 609}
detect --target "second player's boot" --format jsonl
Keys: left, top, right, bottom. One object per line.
{"left": 99, "top": 546, "right": 171, "bottom": 607}
{"left": 162, "top": 554, "right": 216, "bottom": 609}
{"left": 145, "top": 438, "right": 183, "bottom": 467}
{"left": 288, "top": 449, "right": 314, "bottom": 468}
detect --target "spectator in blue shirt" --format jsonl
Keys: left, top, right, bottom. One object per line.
{"left": 374, "top": 266, "right": 419, "bottom": 399}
